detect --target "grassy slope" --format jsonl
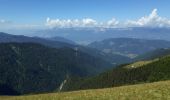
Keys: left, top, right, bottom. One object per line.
{"left": 1, "top": 80, "right": 170, "bottom": 100}
{"left": 125, "top": 59, "right": 158, "bottom": 69}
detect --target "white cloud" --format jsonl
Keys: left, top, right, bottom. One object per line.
{"left": 125, "top": 9, "right": 170, "bottom": 27}
{"left": 106, "top": 18, "right": 119, "bottom": 28}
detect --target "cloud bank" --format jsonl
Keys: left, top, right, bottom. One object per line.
{"left": 46, "top": 9, "right": 170, "bottom": 28}
{"left": 126, "top": 9, "right": 170, "bottom": 27}
{"left": 46, "top": 18, "right": 119, "bottom": 28}
{"left": 46, "top": 18, "right": 98, "bottom": 28}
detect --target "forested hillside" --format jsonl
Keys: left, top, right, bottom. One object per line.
{"left": 0, "top": 43, "right": 111, "bottom": 95}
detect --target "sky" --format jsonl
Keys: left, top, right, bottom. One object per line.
{"left": 0, "top": 0, "right": 170, "bottom": 29}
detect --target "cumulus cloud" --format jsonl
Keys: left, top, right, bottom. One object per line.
{"left": 125, "top": 9, "right": 170, "bottom": 27}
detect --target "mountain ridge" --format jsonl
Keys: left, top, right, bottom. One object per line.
{"left": 88, "top": 37, "right": 170, "bottom": 58}
{"left": 0, "top": 32, "right": 133, "bottom": 65}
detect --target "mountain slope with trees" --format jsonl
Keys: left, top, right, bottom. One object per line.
{"left": 135, "top": 48, "right": 170, "bottom": 61}
{"left": 63, "top": 55, "right": 170, "bottom": 91}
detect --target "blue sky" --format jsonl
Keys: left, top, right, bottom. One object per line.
{"left": 0, "top": 0, "right": 170, "bottom": 29}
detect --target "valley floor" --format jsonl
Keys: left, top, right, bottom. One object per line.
{"left": 1, "top": 80, "right": 170, "bottom": 100}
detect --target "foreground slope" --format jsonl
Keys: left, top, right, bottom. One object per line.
{"left": 1, "top": 80, "right": 170, "bottom": 100}
{"left": 0, "top": 43, "right": 111, "bottom": 95}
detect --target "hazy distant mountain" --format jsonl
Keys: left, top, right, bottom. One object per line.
{"left": 0, "top": 43, "right": 112, "bottom": 95}
{"left": 26, "top": 27, "right": 170, "bottom": 44}
{"left": 0, "top": 32, "right": 75, "bottom": 48}
{"left": 88, "top": 38, "right": 170, "bottom": 58}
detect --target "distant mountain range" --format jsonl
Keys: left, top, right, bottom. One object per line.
{"left": 0, "top": 43, "right": 111, "bottom": 95}
{"left": 23, "top": 27, "right": 170, "bottom": 44}
{"left": 88, "top": 38, "right": 170, "bottom": 58}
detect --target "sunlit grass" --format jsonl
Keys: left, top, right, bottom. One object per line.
{"left": 125, "top": 59, "right": 158, "bottom": 69}
{"left": 1, "top": 80, "right": 170, "bottom": 100}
